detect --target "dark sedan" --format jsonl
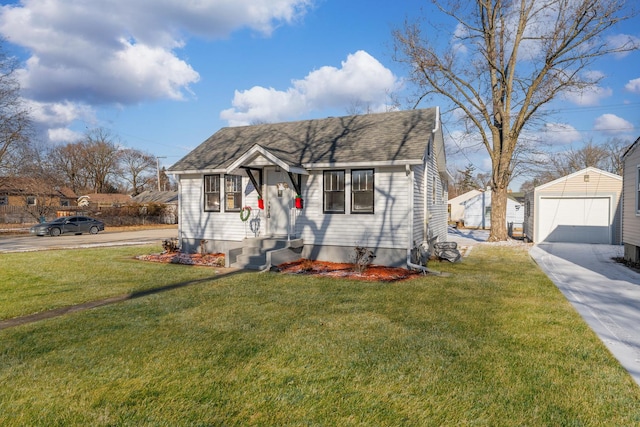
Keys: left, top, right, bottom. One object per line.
{"left": 30, "top": 216, "right": 105, "bottom": 236}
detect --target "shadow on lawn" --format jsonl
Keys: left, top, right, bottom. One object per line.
{"left": 0, "top": 269, "right": 244, "bottom": 331}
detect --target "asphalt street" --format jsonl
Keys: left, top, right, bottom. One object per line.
{"left": 0, "top": 228, "right": 178, "bottom": 253}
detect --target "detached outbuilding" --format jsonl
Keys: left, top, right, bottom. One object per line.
{"left": 448, "top": 189, "right": 481, "bottom": 225}
{"left": 462, "top": 190, "right": 524, "bottom": 230}
{"left": 523, "top": 167, "right": 622, "bottom": 244}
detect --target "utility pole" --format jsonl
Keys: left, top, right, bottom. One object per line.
{"left": 156, "top": 156, "right": 167, "bottom": 191}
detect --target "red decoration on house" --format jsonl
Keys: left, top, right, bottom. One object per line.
{"left": 295, "top": 197, "right": 303, "bottom": 209}
{"left": 258, "top": 198, "right": 264, "bottom": 210}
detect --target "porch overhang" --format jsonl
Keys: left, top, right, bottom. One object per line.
{"left": 225, "top": 145, "right": 308, "bottom": 176}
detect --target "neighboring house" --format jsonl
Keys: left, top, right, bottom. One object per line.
{"left": 462, "top": 190, "right": 524, "bottom": 229}
{"left": 0, "top": 177, "right": 76, "bottom": 223}
{"left": 77, "top": 193, "right": 132, "bottom": 208}
{"left": 132, "top": 190, "right": 179, "bottom": 224}
{"left": 523, "top": 167, "right": 622, "bottom": 244}
{"left": 168, "top": 108, "right": 449, "bottom": 269}
{"left": 0, "top": 177, "right": 76, "bottom": 208}
{"left": 448, "top": 189, "right": 481, "bottom": 225}
{"left": 622, "top": 137, "right": 640, "bottom": 262}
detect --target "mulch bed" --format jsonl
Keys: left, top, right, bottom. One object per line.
{"left": 274, "top": 259, "right": 423, "bottom": 282}
{"left": 136, "top": 252, "right": 225, "bottom": 267}
{"left": 136, "top": 252, "right": 422, "bottom": 282}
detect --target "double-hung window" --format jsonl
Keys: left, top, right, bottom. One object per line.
{"left": 204, "top": 175, "right": 220, "bottom": 212}
{"left": 225, "top": 175, "right": 242, "bottom": 211}
{"left": 324, "top": 170, "right": 345, "bottom": 213}
{"left": 351, "top": 169, "right": 374, "bottom": 213}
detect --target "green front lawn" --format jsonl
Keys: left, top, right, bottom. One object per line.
{"left": 0, "top": 245, "right": 639, "bottom": 425}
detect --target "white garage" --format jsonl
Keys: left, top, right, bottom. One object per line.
{"left": 523, "top": 168, "right": 622, "bottom": 244}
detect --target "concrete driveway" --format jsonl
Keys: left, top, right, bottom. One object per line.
{"left": 530, "top": 243, "right": 640, "bottom": 387}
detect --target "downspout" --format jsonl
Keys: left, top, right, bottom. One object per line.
{"left": 405, "top": 164, "right": 426, "bottom": 273}
{"left": 177, "top": 176, "right": 183, "bottom": 250}
{"left": 405, "top": 129, "right": 441, "bottom": 275}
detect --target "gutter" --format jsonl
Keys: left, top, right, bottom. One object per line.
{"left": 404, "top": 158, "right": 441, "bottom": 275}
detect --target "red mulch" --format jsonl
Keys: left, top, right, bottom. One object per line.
{"left": 276, "top": 259, "right": 423, "bottom": 282}
{"left": 136, "top": 252, "right": 225, "bottom": 267}
{"left": 136, "top": 253, "right": 421, "bottom": 282}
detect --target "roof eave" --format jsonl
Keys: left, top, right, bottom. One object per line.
{"left": 303, "top": 159, "right": 423, "bottom": 169}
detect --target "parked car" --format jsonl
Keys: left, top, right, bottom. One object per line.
{"left": 29, "top": 216, "right": 105, "bottom": 236}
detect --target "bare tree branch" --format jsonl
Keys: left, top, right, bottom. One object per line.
{"left": 393, "top": 0, "right": 637, "bottom": 240}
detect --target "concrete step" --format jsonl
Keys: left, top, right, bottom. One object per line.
{"left": 231, "top": 238, "right": 303, "bottom": 270}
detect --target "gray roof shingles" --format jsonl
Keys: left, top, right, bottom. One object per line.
{"left": 169, "top": 108, "right": 438, "bottom": 172}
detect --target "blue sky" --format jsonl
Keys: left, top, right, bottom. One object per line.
{"left": 0, "top": 0, "right": 638, "bottom": 188}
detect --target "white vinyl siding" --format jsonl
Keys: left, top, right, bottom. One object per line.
{"left": 623, "top": 148, "right": 640, "bottom": 248}
{"left": 413, "top": 164, "right": 425, "bottom": 246}
{"left": 180, "top": 174, "right": 250, "bottom": 242}
{"left": 425, "top": 142, "right": 448, "bottom": 246}
{"left": 299, "top": 167, "right": 410, "bottom": 248}
{"left": 636, "top": 167, "right": 640, "bottom": 214}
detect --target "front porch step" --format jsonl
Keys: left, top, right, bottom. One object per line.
{"left": 231, "top": 237, "right": 303, "bottom": 270}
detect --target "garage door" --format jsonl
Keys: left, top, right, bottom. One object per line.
{"left": 538, "top": 197, "right": 611, "bottom": 243}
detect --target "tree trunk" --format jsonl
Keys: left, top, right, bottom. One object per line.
{"left": 488, "top": 186, "right": 508, "bottom": 241}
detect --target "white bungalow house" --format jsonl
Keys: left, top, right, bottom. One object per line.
{"left": 523, "top": 167, "right": 622, "bottom": 244}
{"left": 462, "top": 190, "right": 524, "bottom": 230}
{"left": 168, "top": 108, "right": 449, "bottom": 270}
{"left": 621, "top": 137, "right": 640, "bottom": 261}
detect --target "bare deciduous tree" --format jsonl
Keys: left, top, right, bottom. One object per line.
{"left": 0, "top": 40, "right": 32, "bottom": 177}
{"left": 526, "top": 138, "right": 630, "bottom": 187}
{"left": 49, "top": 141, "right": 91, "bottom": 194}
{"left": 602, "top": 137, "right": 629, "bottom": 176}
{"left": 393, "top": 0, "right": 637, "bottom": 240}
{"left": 82, "top": 128, "right": 121, "bottom": 193}
{"left": 119, "top": 148, "right": 155, "bottom": 195}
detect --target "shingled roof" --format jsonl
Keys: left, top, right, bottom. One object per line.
{"left": 169, "top": 108, "right": 442, "bottom": 174}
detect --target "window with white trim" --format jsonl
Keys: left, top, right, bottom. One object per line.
{"left": 351, "top": 169, "right": 374, "bottom": 213}
{"left": 225, "top": 174, "right": 242, "bottom": 211}
{"left": 204, "top": 175, "right": 220, "bottom": 212}
{"left": 324, "top": 170, "right": 345, "bottom": 213}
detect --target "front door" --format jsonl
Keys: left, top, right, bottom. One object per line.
{"left": 266, "top": 168, "right": 294, "bottom": 237}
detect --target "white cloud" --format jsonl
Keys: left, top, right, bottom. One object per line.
{"left": 0, "top": 0, "right": 313, "bottom": 140}
{"left": 542, "top": 122, "right": 581, "bottom": 144}
{"left": 562, "top": 85, "right": 612, "bottom": 106}
{"left": 220, "top": 51, "right": 400, "bottom": 126}
{"left": 607, "top": 34, "right": 640, "bottom": 59}
{"left": 48, "top": 128, "right": 84, "bottom": 144}
{"left": 0, "top": 0, "right": 312, "bottom": 105}
{"left": 593, "top": 114, "right": 634, "bottom": 134}
{"left": 625, "top": 78, "right": 640, "bottom": 94}
{"left": 25, "top": 99, "right": 95, "bottom": 127}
